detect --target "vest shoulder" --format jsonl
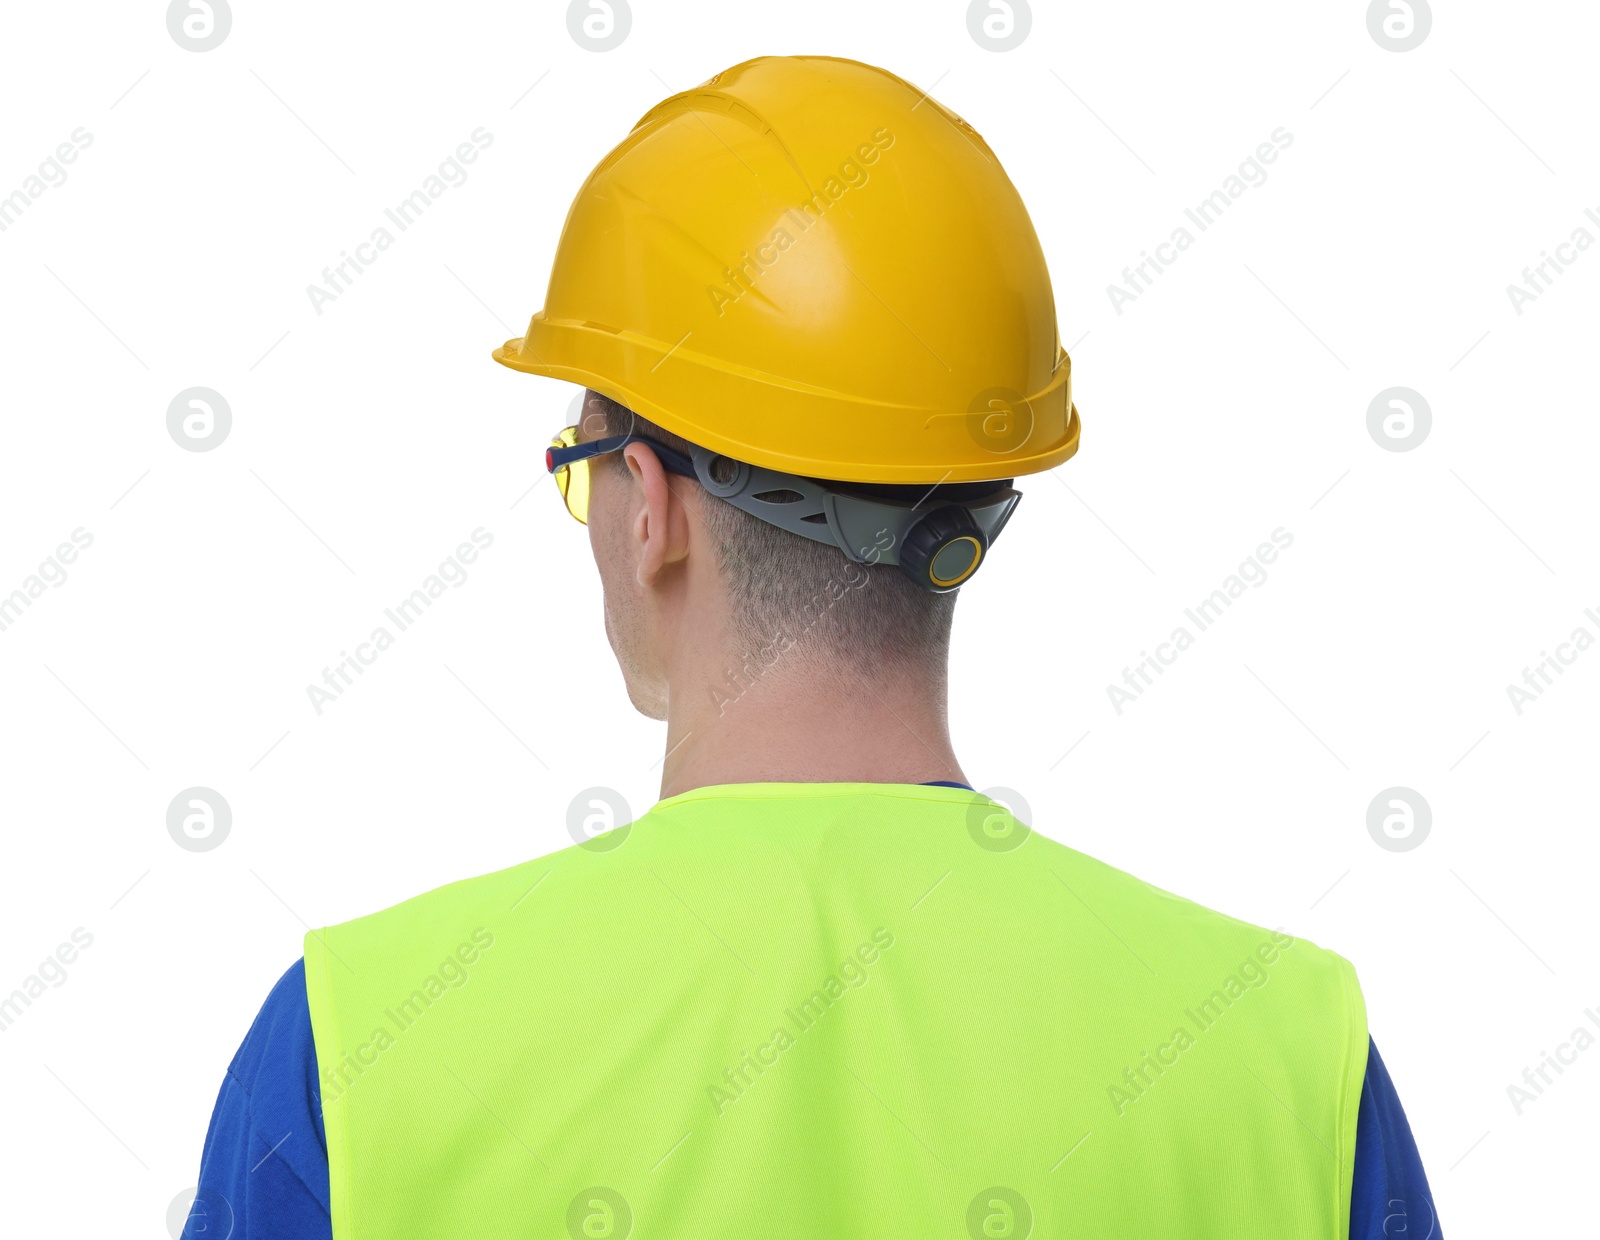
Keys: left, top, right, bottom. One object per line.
{"left": 1028, "top": 832, "right": 1361, "bottom": 983}
{"left": 305, "top": 839, "right": 594, "bottom": 962}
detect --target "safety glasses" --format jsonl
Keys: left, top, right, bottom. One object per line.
{"left": 545, "top": 426, "right": 699, "bottom": 525}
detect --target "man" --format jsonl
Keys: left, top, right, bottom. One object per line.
{"left": 195, "top": 56, "right": 1438, "bottom": 1238}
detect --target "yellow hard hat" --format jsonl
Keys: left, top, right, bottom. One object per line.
{"left": 493, "top": 55, "right": 1079, "bottom": 486}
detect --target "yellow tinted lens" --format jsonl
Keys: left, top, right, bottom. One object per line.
{"left": 550, "top": 426, "right": 590, "bottom": 524}
{"left": 565, "top": 456, "right": 591, "bottom": 524}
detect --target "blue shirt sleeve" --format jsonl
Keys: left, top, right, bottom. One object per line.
{"left": 192, "top": 958, "right": 331, "bottom": 1240}
{"left": 1349, "top": 1037, "right": 1442, "bottom": 1239}
{"left": 197, "top": 964, "right": 1435, "bottom": 1240}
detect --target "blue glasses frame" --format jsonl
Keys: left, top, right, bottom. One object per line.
{"left": 545, "top": 432, "right": 699, "bottom": 481}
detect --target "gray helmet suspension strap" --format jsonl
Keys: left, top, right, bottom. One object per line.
{"left": 688, "top": 445, "right": 1021, "bottom": 569}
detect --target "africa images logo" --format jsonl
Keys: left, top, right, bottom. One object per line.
{"left": 705, "top": 128, "right": 895, "bottom": 318}
{"left": 1106, "top": 931, "right": 1295, "bottom": 1115}
{"left": 320, "top": 929, "right": 496, "bottom": 1104}
{"left": 706, "top": 929, "right": 895, "bottom": 1116}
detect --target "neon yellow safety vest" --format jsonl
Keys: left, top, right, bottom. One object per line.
{"left": 305, "top": 783, "right": 1367, "bottom": 1239}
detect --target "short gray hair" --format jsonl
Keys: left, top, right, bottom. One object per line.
{"left": 586, "top": 390, "right": 956, "bottom": 672}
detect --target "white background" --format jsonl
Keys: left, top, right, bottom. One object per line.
{"left": 1, "top": 0, "right": 1595, "bottom": 1234}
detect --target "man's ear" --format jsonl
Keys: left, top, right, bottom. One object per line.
{"left": 621, "top": 443, "right": 692, "bottom": 587}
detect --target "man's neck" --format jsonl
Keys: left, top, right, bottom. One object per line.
{"left": 656, "top": 653, "right": 966, "bottom": 800}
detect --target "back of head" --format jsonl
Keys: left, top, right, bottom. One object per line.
{"left": 583, "top": 389, "right": 957, "bottom": 676}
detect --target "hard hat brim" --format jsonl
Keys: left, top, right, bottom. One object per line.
{"left": 492, "top": 323, "right": 1080, "bottom": 486}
